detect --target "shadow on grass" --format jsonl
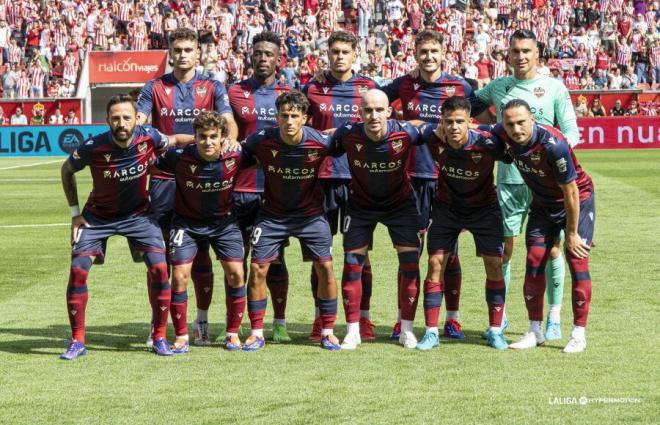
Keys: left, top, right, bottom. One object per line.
{"left": 0, "top": 321, "right": 507, "bottom": 355}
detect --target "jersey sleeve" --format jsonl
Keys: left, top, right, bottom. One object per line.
{"left": 68, "top": 139, "right": 93, "bottom": 171}
{"left": 329, "top": 125, "right": 347, "bottom": 157}
{"left": 466, "top": 80, "right": 490, "bottom": 118}
{"left": 146, "top": 126, "right": 170, "bottom": 150}
{"left": 553, "top": 83, "right": 580, "bottom": 148}
{"left": 419, "top": 122, "right": 439, "bottom": 144}
{"left": 213, "top": 81, "right": 233, "bottom": 115}
{"left": 240, "top": 135, "right": 258, "bottom": 167}
{"left": 154, "top": 147, "right": 180, "bottom": 173}
{"left": 475, "top": 82, "right": 494, "bottom": 106}
{"left": 380, "top": 77, "right": 402, "bottom": 102}
{"left": 484, "top": 133, "right": 512, "bottom": 164}
{"left": 545, "top": 139, "right": 577, "bottom": 185}
{"left": 137, "top": 80, "right": 155, "bottom": 116}
{"left": 401, "top": 121, "right": 423, "bottom": 145}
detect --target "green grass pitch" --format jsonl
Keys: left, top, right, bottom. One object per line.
{"left": 0, "top": 151, "right": 657, "bottom": 424}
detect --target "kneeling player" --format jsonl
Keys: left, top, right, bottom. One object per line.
{"left": 494, "top": 100, "right": 595, "bottom": 353}
{"left": 154, "top": 111, "right": 246, "bottom": 353}
{"left": 417, "top": 96, "right": 509, "bottom": 350}
{"left": 59, "top": 94, "right": 191, "bottom": 359}
{"left": 241, "top": 91, "right": 341, "bottom": 351}
{"left": 331, "top": 89, "right": 424, "bottom": 350}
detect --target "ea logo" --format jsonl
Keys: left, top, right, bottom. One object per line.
{"left": 59, "top": 129, "right": 84, "bottom": 153}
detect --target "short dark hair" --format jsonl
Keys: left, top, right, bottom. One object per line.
{"left": 106, "top": 94, "right": 137, "bottom": 116}
{"left": 328, "top": 30, "right": 357, "bottom": 50}
{"left": 252, "top": 31, "right": 281, "bottom": 49}
{"left": 275, "top": 91, "right": 310, "bottom": 115}
{"left": 169, "top": 27, "right": 198, "bottom": 45}
{"left": 415, "top": 30, "right": 443, "bottom": 49}
{"left": 193, "top": 111, "right": 228, "bottom": 136}
{"left": 441, "top": 96, "right": 472, "bottom": 115}
{"left": 510, "top": 29, "right": 537, "bottom": 44}
{"left": 502, "top": 99, "right": 532, "bottom": 113}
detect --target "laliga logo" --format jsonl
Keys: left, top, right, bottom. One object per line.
{"left": 98, "top": 58, "right": 159, "bottom": 74}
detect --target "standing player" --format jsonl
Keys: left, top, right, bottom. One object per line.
{"left": 228, "top": 32, "right": 292, "bottom": 343}
{"left": 493, "top": 100, "right": 594, "bottom": 353}
{"left": 154, "top": 111, "right": 246, "bottom": 353}
{"left": 332, "top": 89, "right": 424, "bottom": 350}
{"left": 381, "top": 30, "right": 491, "bottom": 340}
{"left": 416, "top": 96, "right": 509, "bottom": 351}
{"left": 241, "top": 91, "right": 341, "bottom": 352}
{"left": 59, "top": 94, "right": 190, "bottom": 360}
{"left": 474, "top": 29, "right": 579, "bottom": 340}
{"left": 302, "top": 30, "right": 379, "bottom": 341}
{"left": 137, "top": 28, "right": 239, "bottom": 346}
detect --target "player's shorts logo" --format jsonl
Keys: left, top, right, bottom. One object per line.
{"left": 534, "top": 87, "right": 545, "bottom": 98}
{"left": 58, "top": 128, "right": 84, "bottom": 154}
{"left": 530, "top": 152, "right": 541, "bottom": 163}
{"left": 471, "top": 152, "right": 482, "bottom": 163}
{"left": 445, "top": 86, "right": 456, "bottom": 96}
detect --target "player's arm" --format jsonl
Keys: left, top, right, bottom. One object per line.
{"left": 469, "top": 82, "right": 496, "bottom": 123}
{"left": 61, "top": 158, "right": 88, "bottom": 245}
{"left": 136, "top": 80, "right": 155, "bottom": 125}
{"left": 221, "top": 112, "right": 239, "bottom": 141}
{"left": 328, "top": 126, "right": 346, "bottom": 157}
{"left": 213, "top": 81, "right": 239, "bottom": 141}
{"left": 554, "top": 83, "right": 580, "bottom": 147}
{"left": 559, "top": 180, "right": 589, "bottom": 259}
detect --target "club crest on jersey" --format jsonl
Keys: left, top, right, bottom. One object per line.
{"left": 471, "top": 152, "right": 482, "bottom": 163}
{"left": 196, "top": 86, "right": 208, "bottom": 97}
{"left": 530, "top": 152, "right": 541, "bottom": 163}
{"left": 391, "top": 140, "right": 403, "bottom": 153}
{"left": 358, "top": 85, "right": 368, "bottom": 94}
{"left": 103, "top": 153, "right": 112, "bottom": 162}
{"left": 355, "top": 143, "right": 363, "bottom": 152}
{"left": 137, "top": 142, "right": 147, "bottom": 153}
{"left": 306, "top": 149, "right": 319, "bottom": 161}
{"left": 164, "top": 87, "right": 172, "bottom": 95}
{"left": 271, "top": 149, "right": 278, "bottom": 158}
{"left": 322, "top": 87, "right": 330, "bottom": 94}
{"left": 190, "top": 164, "right": 197, "bottom": 173}
{"left": 534, "top": 87, "right": 545, "bottom": 98}
{"left": 226, "top": 158, "right": 236, "bottom": 171}
{"left": 445, "top": 86, "right": 456, "bottom": 96}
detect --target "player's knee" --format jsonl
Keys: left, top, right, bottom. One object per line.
{"left": 147, "top": 262, "right": 169, "bottom": 283}
{"left": 249, "top": 263, "right": 269, "bottom": 283}
{"left": 224, "top": 265, "right": 244, "bottom": 287}
{"left": 427, "top": 255, "right": 444, "bottom": 274}
{"left": 171, "top": 267, "right": 190, "bottom": 290}
{"left": 483, "top": 256, "right": 504, "bottom": 280}
{"left": 315, "top": 261, "right": 336, "bottom": 284}
{"left": 71, "top": 255, "right": 93, "bottom": 271}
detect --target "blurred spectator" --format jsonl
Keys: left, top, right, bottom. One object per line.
{"left": 610, "top": 99, "right": 627, "bottom": 115}
{"left": 575, "top": 95, "right": 589, "bottom": 117}
{"left": 64, "top": 109, "right": 78, "bottom": 124}
{"left": 589, "top": 98, "right": 607, "bottom": 116}
{"left": 10, "top": 106, "right": 27, "bottom": 125}
{"left": 626, "top": 99, "right": 641, "bottom": 115}
{"left": 30, "top": 103, "right": 45, "bottom": 125}
{"left": 0, "top": 106, "right": 6, "bottom": 125}
{"left": 49, "top": 107, "right": 64, "bottom": 124}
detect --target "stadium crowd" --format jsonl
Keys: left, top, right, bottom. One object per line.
{"left": 0, "top": 0, "right": 658, "bottom": 106}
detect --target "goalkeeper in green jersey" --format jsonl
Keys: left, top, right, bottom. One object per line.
{"left": 473, "top": 29, "right": 579, "bottom": 341}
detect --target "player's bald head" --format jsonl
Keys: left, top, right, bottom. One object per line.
{"left": 361, "top": 89, "right": 389, "bottom": 108}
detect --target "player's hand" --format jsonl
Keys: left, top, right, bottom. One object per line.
{"left": 71, "top": 215, "right": 89, "bottom": 246}
{"left": 565, "top": 232, "right": 590, "bottom": 259}
{"left": 407, "top": 66, "right": 420, "bottom": 79}
{"left": 221, "top": 138, "right": 241, "bottom": 154}
{"left": 322, "top": 128, "right": 336, "bottom": 136}
{"left": 312, "top": 70, "right": 329, "bottom": 84}
{"left": 433, "top": 125, "right": 446, "bottom": 142}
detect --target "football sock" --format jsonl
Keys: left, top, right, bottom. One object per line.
{"left": 318, "top": 297, "right": 337, "bottom": 333}
{"left": 360, "top": 264, "right": 373, "bottom": 312}
{"left": 545, "top": 253, "right": 565, "bottom": 307}
{"left": 170, "top": 290, "right": 188, "bottom": 337}
{"left": 446, "top": 310, "right": 460, "bottom": 321}
{"left": 422, "top": 279, "right": 443, "bottom": 329}
{"left": 247, "top": 298, "right": 267, "bottom": 333}
{"left": 273, "top": 319, "right": 286, "bottom": 326}
{"left": 530, "top": 320, "right": 543, "bottom": 335}
{"left": 267, "top": 261, "right": 289, "bottom": 321}
{"left": 145, "top": 252, "right": 171, "bottom": 340}
{"left": 548, "top": 304, "right": 561, "bottom": 323}
{"left": 571, "top": 325, "right": 586, "bottom": 339}
{"left": 196, "top": 308, "right": 208, "bottom": 323}
{"left": 397, "top": 251, "right": 420, "bottom": 321}
{"left": 360, "top": 310, "right": 370, "bottom": 319}
{"left": 341, "top": 253, "right": 366, "bottom": 324}
{"left": 67, "top": 255, "right": 92, "bottom": 343}
{"left": 524, "top": 239, "right": 550, "bottom": 322}
{"left": 485, "top": 278, "right": 506, "bottom": 327}
{"left": 310, "top": 266, "right": 319, "bottom": 308}
{"left": 191, "top": 248, "right": 213, "bottom": 311}
{"left": 226, "top": 284, "right": 247, "bottom": 334}
{"left": 401, "top": 319, "right": 414, "bottom": 334}
{"left": 444, "top": 255, "right": 462, "bottom": 311}
{"left": 346, "top": 321, "right": 360, "bottom": 335}
{"left": 566, "top": 253, "right": 592, "bottom": 327}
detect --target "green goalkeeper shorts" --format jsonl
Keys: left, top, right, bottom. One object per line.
{"left": 497, "top": 183, "right": 533, "bottom": 238}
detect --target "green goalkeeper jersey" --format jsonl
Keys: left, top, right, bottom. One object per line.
{"left": 476, "top": 74, "right": 579, "bottom": 184}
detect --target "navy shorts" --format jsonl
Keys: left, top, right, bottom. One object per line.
{"left": 232, "top": 191, "right": 263, "bottom": 240}
{"left": 168, "top": 214, "right": 244, "bottom": 264}
{"left": 343, "top": 196, "right": 423, "bottom": 250}
{"left": 321, "top": 178, "right": 349, "bottom": 236}
{"left": 412, "top": 177, "right": 437, "bottom": 231}
{"left": 72, "top": 211, "right": 165, "bottom": 262}
{"left": 526, "top": 193, "right": 596, "bottom": 247}
{"left": 251, "top": 213, "right": 332, "bottom": 264}
{"left": 148, "top": 177, "right": 175, "bottom": 227}
{"left": 427, "top": 201, "right": 504, "bottom": 257}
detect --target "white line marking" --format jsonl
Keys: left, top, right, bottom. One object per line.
{"left": 0, "top": 178, "right": 61, "bottom": 182}
{"left": 0, "top": 223, "right": 69, "bottom": 229}
{"left": 0, "top": 159, "right": 63, "bottom": 170}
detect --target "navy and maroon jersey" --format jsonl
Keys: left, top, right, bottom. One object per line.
{"left": 491, "top": 123, "right": 594, "bottom": 208}
{"left": 331, "top": 120, "right": 422, "bottom": 209}
{"left": 228, "top": 77, "right": 290, "bottom": 193}
{"left": 302, "top": 73, "right": 379, "bottom": 179}
{"left": 381, "top": 73, "right": 480, "bottom": 179}
{"left": 137, "top": 71, "right": 232, "bottom": 179}
{"left": 242, "top": 126, "right": 334, "bottom": 218}
{"left": 68, "top": 126, "right": 169, "bottom": 219}
{"left": 422, "top": 124, "right": 510, "bottom": 208}
{"left": 155, "top": 144, "right": 241, "bottom": 221}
